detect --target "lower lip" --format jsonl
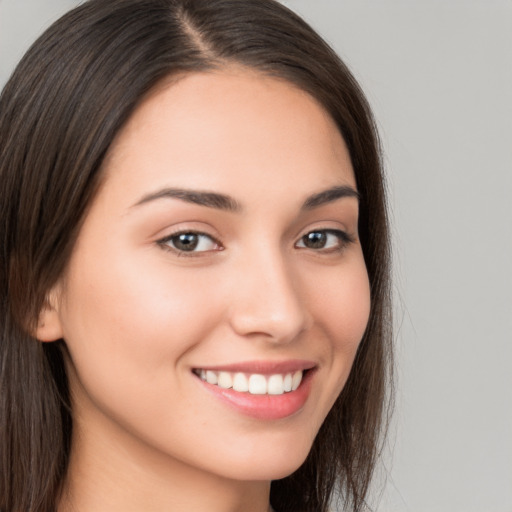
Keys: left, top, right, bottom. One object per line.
{"left": 195, "top": 370, "right": 315, "bottom": 420}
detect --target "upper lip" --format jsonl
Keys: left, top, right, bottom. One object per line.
{"left": 193, "top": 359, "right": 316, "bottom": 375}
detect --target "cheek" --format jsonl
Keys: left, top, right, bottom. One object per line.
{"left": 58, "top": 247, "right": 223, "bottom": 397}
{"left": 327, "top": 269, "right": 370, "bottom": 348}
{"left": 306, "top": 253, "right": 371, "bottom": 380}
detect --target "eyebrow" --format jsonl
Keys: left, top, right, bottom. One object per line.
{"left": 301, "top": 185, "right": 360, "bottom": 209}
{"left": 131, "top": 184, "right": 359, "bottom": 212}
{"left": 132, "top": 188, "right": 241, "bottom": 212}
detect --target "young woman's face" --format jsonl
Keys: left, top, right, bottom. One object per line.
{"left": 53, "top": 70, "right": 370, "bottom": 482}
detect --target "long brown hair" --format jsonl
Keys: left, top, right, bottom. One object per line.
{"left": 0, "top": 1, "right": 392, "bottom": 510}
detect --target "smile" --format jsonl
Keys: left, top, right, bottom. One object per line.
{"left": 193, "top": 369, "right": 303, "bottom": 395}
{"left": 192, "top": 361, "right": 316, "bottom": 419}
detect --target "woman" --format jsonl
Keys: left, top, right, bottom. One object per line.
{"left": 0, "top": 0, "right": 392, "bottom": 511}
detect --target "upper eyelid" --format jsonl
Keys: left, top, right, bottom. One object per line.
{"left": 159, "top": 230, "right": 220, "bottom": 243}
{"left": 295, "top": 228, "right": 354, "bottom": 245}
{"left": 159, "top": 229, "right": 216, "bottom": 239}
{"left": 157, "top": 227, "right": 221, "bottom": 243}
{"left": 296, "top": 226, "right": 353, "bottom": 240}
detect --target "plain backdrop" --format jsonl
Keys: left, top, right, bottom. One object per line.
{"left": 1, "top": 1, "right": 511, "bottom": 511}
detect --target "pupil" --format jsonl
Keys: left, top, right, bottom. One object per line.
{"left": 305, "top": 231, "right": 326, "bottom": 249}
{"left": 175, "top": 233, "right": 198, "bottom": 251}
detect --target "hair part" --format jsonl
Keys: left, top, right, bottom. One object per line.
{"left": 0, "top": 1, "right": 392, "bottom": 510}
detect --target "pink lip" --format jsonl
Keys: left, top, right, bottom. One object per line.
{"left": 193, "top": 359, "right": 316, "bottom": 375}
{"left": 193, "top": 366, "right": 316, "bottom": 420}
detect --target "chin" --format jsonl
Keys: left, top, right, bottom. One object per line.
{"left": 215, "top": 436, "right": 314, "bottom": 482}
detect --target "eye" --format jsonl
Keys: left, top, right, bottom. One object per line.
{"left": 295, "top": 229, "right": 353, "bottom": 252}
{"left": 158, "top": 231, "right": 221, "bottom": 254}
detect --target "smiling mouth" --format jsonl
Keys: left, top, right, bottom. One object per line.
{"left": 192, "top": 369, "right": 305, "bottom": 395}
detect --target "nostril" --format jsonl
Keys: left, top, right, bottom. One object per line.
{"left": 228, "top": 296, "right": 309, "bottom": 343}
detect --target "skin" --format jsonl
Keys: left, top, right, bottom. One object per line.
{"left": 38, "top": 69, "right": 371, "bottom": 512}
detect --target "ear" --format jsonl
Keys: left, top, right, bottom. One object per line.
{"left": 34, "top": 288, "right": 64, "bottom": 342}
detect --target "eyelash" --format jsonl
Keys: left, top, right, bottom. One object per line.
{"left": 296, "top": 229, "right": 355, "bottom": 253}
{"left": 157, "top": 228, "right": 355, "bottom": 257}
{"left": 157, "top": 230, "right": 222, "bottom": 256}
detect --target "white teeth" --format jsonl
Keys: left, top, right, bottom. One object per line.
{"left": 196, "top": 369, "right": 305, "bottom": 395}
{"left": 233, "top": 372, "right": 249, "bottom": 392}
{"left": 291, "top": 370, "right": 302, "bottom": 391}
{"left": 218, "top": 372, "right": 233, "bottom": 389}
{"left": 206, "top": 370, "right": 218, "bottom": 385}
{"left": 248, "top": 374, "right": 267, "bottom": 394}
{"left": 283, "top": 373, "right": 293, "bottom": 392}
{"left": 267, "top": 374, "right": 284, "bottom": 395}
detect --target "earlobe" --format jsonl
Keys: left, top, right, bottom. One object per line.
{"left": 34, "top": 292, "right": 64, "bottom": 342}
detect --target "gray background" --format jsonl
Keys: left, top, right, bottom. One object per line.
{"left": 1, "top": 1, "right": 511, "bottom": 511}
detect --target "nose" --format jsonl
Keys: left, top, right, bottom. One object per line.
{"left": 227, "top": 248, "right": 310, "bottom": 344}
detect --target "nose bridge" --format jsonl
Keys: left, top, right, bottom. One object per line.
{"left": 228, "top": 242, "right": 309, "bottom": 343}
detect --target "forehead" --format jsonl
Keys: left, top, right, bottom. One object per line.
{"left": 101, "top": 69, "right": 355, "bottom": 204}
